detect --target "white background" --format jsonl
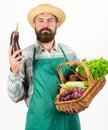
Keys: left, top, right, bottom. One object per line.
{"left": 0, "top": 0, "right": 108, "bottom": 130}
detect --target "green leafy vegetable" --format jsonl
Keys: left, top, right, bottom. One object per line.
{"left": 77, "top": 57, "right": 108, "bottom": 80}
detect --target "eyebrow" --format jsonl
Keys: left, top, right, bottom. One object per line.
{"left": 33, "top": 14, "right": 58, "bottom": 23}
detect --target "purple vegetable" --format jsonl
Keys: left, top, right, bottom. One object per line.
{"left": 10, "top": 24, "right": 22, "bottom": 57}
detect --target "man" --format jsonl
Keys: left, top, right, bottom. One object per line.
{"left": 7, "top": 4, "right": 81, "bottom": 130}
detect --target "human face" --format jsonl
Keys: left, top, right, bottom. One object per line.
{"left": 33, "top": 13, "right": 59, "bottom": 43}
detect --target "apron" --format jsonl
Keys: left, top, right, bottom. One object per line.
{"left": 25, "top": 45, "right": 81, "bottom": 130}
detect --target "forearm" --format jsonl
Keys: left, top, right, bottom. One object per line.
{"left": 7, "top": 69, "right": 25, "bottom": 103}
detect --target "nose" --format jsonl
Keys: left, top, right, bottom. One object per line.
{"left": 42, "top": 20, "right": 48, "bottom": 28}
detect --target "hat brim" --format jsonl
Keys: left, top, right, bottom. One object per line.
{"left": 27, "top": 4, "right": 66, "bottom": 28}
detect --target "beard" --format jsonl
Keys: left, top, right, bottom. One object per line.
{"left": 35, "top": 27, "right": 56, "bottom": 43}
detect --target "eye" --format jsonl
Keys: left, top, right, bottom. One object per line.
{"left": 37, "top": 18, "right": 43, "bottom": 23}
{"left": 48, "top": 18, "right": 55, "bottom": 23}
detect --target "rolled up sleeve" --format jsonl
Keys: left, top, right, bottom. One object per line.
{"left": 7, "top": 63, "right": 25, "bottom": 103}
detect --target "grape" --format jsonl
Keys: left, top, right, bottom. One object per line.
{"left": 77, "top": 87, "right": 82, "bottom": 93}
{"left": 64, "top": 96, "right": 68, "bottom": 101}
{"left": 72, "top": 87, "right": 78, "bottom": 92}
{"left": 69, "top": 88, "right": 74, "bottom": 93}
{"left": 59, "top": 87, "right": 87, "bottom": 101}
{"left": 61, "top": 91, "right": 68, "bottom": 97}
{"left": 77, "top": 93, "right": 82, "bottom": 98}
{"left": 60, "top": 92, "right": 66, "bottom": 97}
{"left": 70, "top": 93, "right": 74, "bottom": 99}
{"left": 73, "top": 91, "right": 79, "bottom": 99}
{"left": 66, "top": 94, "right": 71, "bottom": 100}
{"left": 81, "top": 88, "right": 86, "bottom": 93}
{"left": 60, "top": 96, "right": 64, "bottom": 101}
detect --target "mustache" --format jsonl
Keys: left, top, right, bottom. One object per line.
{"left": 39, "top": 28, "right": 52, "bottom": 33}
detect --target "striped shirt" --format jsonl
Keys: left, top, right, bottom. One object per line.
{"left": 7, "top": 41, "right": 79, "bottom": 106}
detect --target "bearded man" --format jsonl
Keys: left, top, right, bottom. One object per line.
{"left": 7, "top": 4, "right": 81, "bottom": 130}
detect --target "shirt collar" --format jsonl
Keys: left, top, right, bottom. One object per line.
{"left": 34, "top": 40, "right": 60, "bottom": 53}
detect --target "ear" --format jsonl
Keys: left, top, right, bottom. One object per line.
{"left": 56, "top": 22, "right": 59, "bottom": 28}
{"left": 33, "top": 22, "right": 35, "bottom": 28}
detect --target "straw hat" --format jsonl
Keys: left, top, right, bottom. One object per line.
{"left": 27, "top": 4, "right": 66, "bottom": 28}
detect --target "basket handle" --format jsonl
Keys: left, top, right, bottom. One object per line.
{"left": 57, "top": 60, "right": 93, "bottom": 84}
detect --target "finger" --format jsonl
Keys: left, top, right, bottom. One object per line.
{"left": 70, "top": 108, "right": 78, "bottom": 113}
{"left": 73, "top": 109, "right": 78, "bottom": 113}
{"left": 12, "top": 49, "right": 22, "bottom": 58}
{"left": 15, "top": 55, "right": 24, "bottom": 61}
{"left": 65, "top": 109, "right": 74, "bottom": 114}
{"left": 65, "top": 108, "right": 78, "bottom": 114}
{"left": 11, "top": 55, "right": 24, "bottom": 65}
{"left": 68, "top": 109, "right": 74, "bottom": 113}
{"left": 8, "top": 45, "right": 13, "bottom": 56}
{"left": 10, "top": 58, "right": 23, "bottom": 72}
{"left": 17, "top": 59, "right": 23, "bottom": 65}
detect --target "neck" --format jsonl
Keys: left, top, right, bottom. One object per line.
{"left": 38, "top": 40, "right": 55, "bottom": 52}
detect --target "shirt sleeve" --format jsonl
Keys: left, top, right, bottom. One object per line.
{"left": 7, "top": 62, "right": 25, "bottom": 103}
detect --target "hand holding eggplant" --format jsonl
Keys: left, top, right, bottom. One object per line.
{"left": 8, "top": 46, "right": 23, "bottom": 73}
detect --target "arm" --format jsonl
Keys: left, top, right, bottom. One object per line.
{"left": 7, "top": 46, "right": 25, "bottom": 102}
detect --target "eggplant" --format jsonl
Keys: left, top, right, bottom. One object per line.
{"left": 10, "top": 24, "right": 22, "bottom": 57}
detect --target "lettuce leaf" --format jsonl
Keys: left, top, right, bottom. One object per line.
{"left": 77, "top": 57, "right": 108, "bottom": 80}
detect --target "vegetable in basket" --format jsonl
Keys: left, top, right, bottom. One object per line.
{"left": 59, "top": 86, "right": 87, "bottom": 101}
{"left": 69, "top": 64, "right": 87, "bottom": 81}
{"left": 59, "top": 81, "right": 88, "bottom": 101}
{"left": 77, "top": 57, "right": 108, "bottom": 80}
{"left": 60, "top": 81, "right": 88, "bottom": 89}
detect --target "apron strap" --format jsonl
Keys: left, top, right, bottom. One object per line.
{"left": 58, "top": 44, "right": 68, "bottom": 62}
{"left": 33, "top": 47, "right": 36, "bottom": 60}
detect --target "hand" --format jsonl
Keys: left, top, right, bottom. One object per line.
{"left": 8, "top": 45, "right": 24, "bottom": 73}
{"left": 64, "top": 108, "right": 78, "bottom": 114}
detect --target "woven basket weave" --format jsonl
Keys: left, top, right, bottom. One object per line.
{"left": 54, "top": 61, "right": 106, "bottom": 112}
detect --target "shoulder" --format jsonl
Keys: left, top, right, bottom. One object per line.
{"left": 22, "top": 44, "right": 35, "bottom": 59}
{"left": 23, "top": 44, "right": 35, "bottom": 53}
{"left": 58, "top": 43, "right": 70, "bottom": 48}
{"left": 58, "top": 43, "right": 80, "bottom": 61}
{"left": 58, "top": 43, "right": 76, "bottom": 54}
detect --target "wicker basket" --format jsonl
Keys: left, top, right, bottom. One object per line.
{"left": 54, "top": 60, "right": 106, "bottom": 112}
